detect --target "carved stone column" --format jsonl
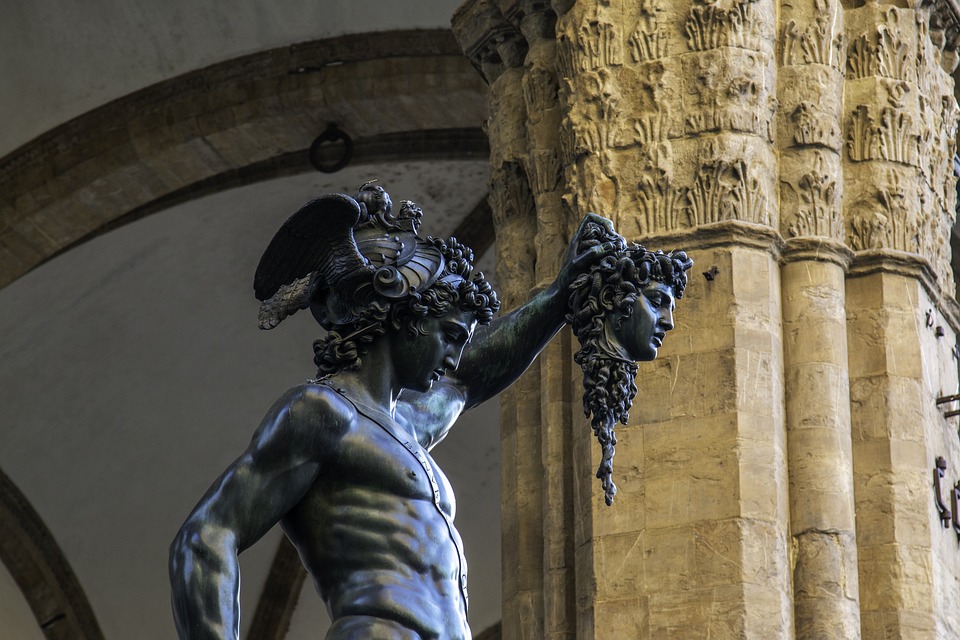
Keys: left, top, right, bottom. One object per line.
{"left": 777, "top": 1, "right": 862, "bottom": 637}
{"left": 455, "top": 4, "right": 546, "bottom": 637}
{"left": 456, "top": 0, "right": 960, "bottom": 638}
{"left": 842, "top": 3, "right": 960, "bottom": 638}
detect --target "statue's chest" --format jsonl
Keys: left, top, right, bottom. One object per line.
{"left": 336, "top": 418, "right": 456, "bottom": 517}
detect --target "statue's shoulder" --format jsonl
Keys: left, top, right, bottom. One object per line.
{"left": 277, "top": 382, "right": 358, "bottom": 436}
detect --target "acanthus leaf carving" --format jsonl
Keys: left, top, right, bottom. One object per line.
{"left": 684, "top": 50, "right": 771, "bottom": 139}
{"left": 780, "top": 0, "right": 845, "bottom": 71}
{"left": 685, "top": 0, "right": 764, "bottom": 51}
{"left": 790, "top": 101, "right": 841, "bottom": 149}
{"left": 685, "top": 152, "right": 770, "bottom": 227}
{"left": 846, "top": 98, "right": 918, "bottom": 166}
{"left": 522, "top": 66, "right": 560, "bottom": 115}
{"left": 877, "top": 22, "right": 911, "bottom": 81}
{"left": 846, "top": 33, "right": 879, "bottom": 79}
{"left": 846, "top": 9, "right": 913, "bottom": 81}
{"left": 846, "top": 168, "right": 920, "bottom": 253}
{"left": 785, "top": 154, "right": 841, "bottom": 239}
{"left": 528, "top": 149, "right": 562, "bottom": 195}
{"left": 490, "top": 162, "right": 535, "bottom": 229}
{"left": 632, "top": 112, "right": 665, "bottom": 145}
{"left": 559, "top": 16, "right": 624, "bottom": 75}
{"left": 629, "top": 16, "right": 667, "bottom": 62}
{"left": 635, "top": 146, "right": 686, "bottom": 235}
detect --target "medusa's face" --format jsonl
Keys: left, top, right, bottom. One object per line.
{"left": 610, "top": 281, "right": 676, "bottom": 361}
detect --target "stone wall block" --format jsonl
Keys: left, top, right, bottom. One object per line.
{"left": 647, "top": 584, "right": 746, "bottom": 639}
{"left": 589, "top": 597, "right": 649, "bottom": 640}
{"left": 643, "top": 414, "right": 741, "bottom": 529}
{"left": 792, "top": 531, "right": 861, "bottom": 638}
{"left": 737, "top": 411, "right": 790, "bottom": 521}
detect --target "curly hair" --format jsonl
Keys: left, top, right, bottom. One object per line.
{"left": 567, "top": 222, "right": 692, "bottom": 505}
{"left": 313, "top": 236, "right": 499, "bottom": 377}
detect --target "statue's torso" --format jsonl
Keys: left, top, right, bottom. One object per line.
{"left": 281, "top": 395, "right": 470, "bottom": 640}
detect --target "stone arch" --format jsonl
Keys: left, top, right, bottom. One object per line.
{"left": 0, "top": 466, "right": 104, "bottom": 640}
{"left": 0, "top": 28, "right": 489, "bottom": 289}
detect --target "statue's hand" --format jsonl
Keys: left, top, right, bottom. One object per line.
{"left": 554, "top": 213, "right": 621, "bottom": 293}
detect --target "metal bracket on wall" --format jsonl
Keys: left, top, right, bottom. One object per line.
{"left": 951, "top": 480, "right": 960, "bottom": 540}
{"left": 936, "top": 393, "right": 960, "bottom": 419}
{"left": 935, "top": 457, "right": 952, "bottom": 529}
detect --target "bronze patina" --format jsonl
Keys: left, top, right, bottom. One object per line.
{"left": 567, "top": 221, "right": 693, "bottom": 505}
{"left": 168, "top": 184, "right": 685, "bottom": 638}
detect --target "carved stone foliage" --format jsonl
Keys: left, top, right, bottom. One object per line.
{"left": 686, "top": 155, "right": 770, "bottom": 226}
{"left": 490, "top": 161, "right": 536, "bottom": 227}
{"left": 846, "top": 9, "right": 915, "bottom": 83}
{"left": 780, "top": 0, "right": 845, "bottom": 71}
{"left": 926, "top": 0, "right": 960, "bottom": 72}
{"left": 557, "top": 12, "right": 623, "bottom": 77}
{"left": 685, "top": 0, "right": 764, "bottom": 52}
{"left": 560, "top": 70, "right": 620, "bottom": 157}
{"left": 528, "top": 149, "right": 562, "bottom": 195}
{"left": 683, "top": 49, "right": 774, "bottom": 141}
{"left": 784, "top": 154, "right": 842, "bottom": 239}
{"left": 846, "top": 169, "right": 920, "bottom": 253}
{"left": 790, "top": 101, "right": 841, "bottom": 150}
{"left": 629, "top": 14, "right": 668, "bottom": 62}
{"left": 846, "top": 82, "right": 919, "bottom": 167}
{"left": 634, "top": 146, "right": 686, "bottom": 235}
{"left": 522, "top": 64, "right": 560, "bottom": 117}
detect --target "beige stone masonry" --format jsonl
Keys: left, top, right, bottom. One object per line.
{"left": 455, "top": 0, "right": 960, "bottom": 637}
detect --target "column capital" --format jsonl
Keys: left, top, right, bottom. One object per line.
{"left": 781, "top": 237, "right": 854, "bottom": 270}
{"left": 453, "top": 0, "right": 528, "bottom": 83}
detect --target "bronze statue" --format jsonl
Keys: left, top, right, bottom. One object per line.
{"left": 168, "top": 184, "right": 687, "bottom": 639}
{"left": 567, "top": 221, "right": 693, "bottom": 506}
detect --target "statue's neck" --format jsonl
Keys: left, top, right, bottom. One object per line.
{"left": 327, "top": 341, "right": 401, "bottom": 419}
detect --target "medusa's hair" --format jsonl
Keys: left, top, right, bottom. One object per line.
{"left": 312, "top": 236, "right": 499, "bottom": 377}
{"left": 567, "top": 222, "right": 693, "bottom": 505}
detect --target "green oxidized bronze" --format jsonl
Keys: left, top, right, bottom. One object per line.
{"left": 169, "top": 183, "right": 690, "bottom": 639}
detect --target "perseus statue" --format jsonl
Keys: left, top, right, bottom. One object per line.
{"left": 169, "top": 183, "right": 621, "bottom": 640}
{"left": 567, "top": 221, "right": 693, "bottom": 506}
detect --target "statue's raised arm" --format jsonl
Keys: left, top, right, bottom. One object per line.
{"left": 170, "top": 183, "right": 690, "bottom": 640}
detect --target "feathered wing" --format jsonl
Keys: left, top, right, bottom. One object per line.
{"left": 257, "top": 275, "right": 312, "bottom": 330}
{"left": 253, "top": 194, "right": 373, "bottom": 329}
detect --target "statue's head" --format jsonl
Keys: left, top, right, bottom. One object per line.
{"left": 567, "top": 221, "right": 692, "bottom": 505}
{"left": 253, "top": 183, "right": 500, "bottom": 379}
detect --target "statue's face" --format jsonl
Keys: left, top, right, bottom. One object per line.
{"left": 391, "top": 308, "right": 477, "bottom": 393}
{"left": 610, "top": 281, "right": 676, "bottom": 361}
